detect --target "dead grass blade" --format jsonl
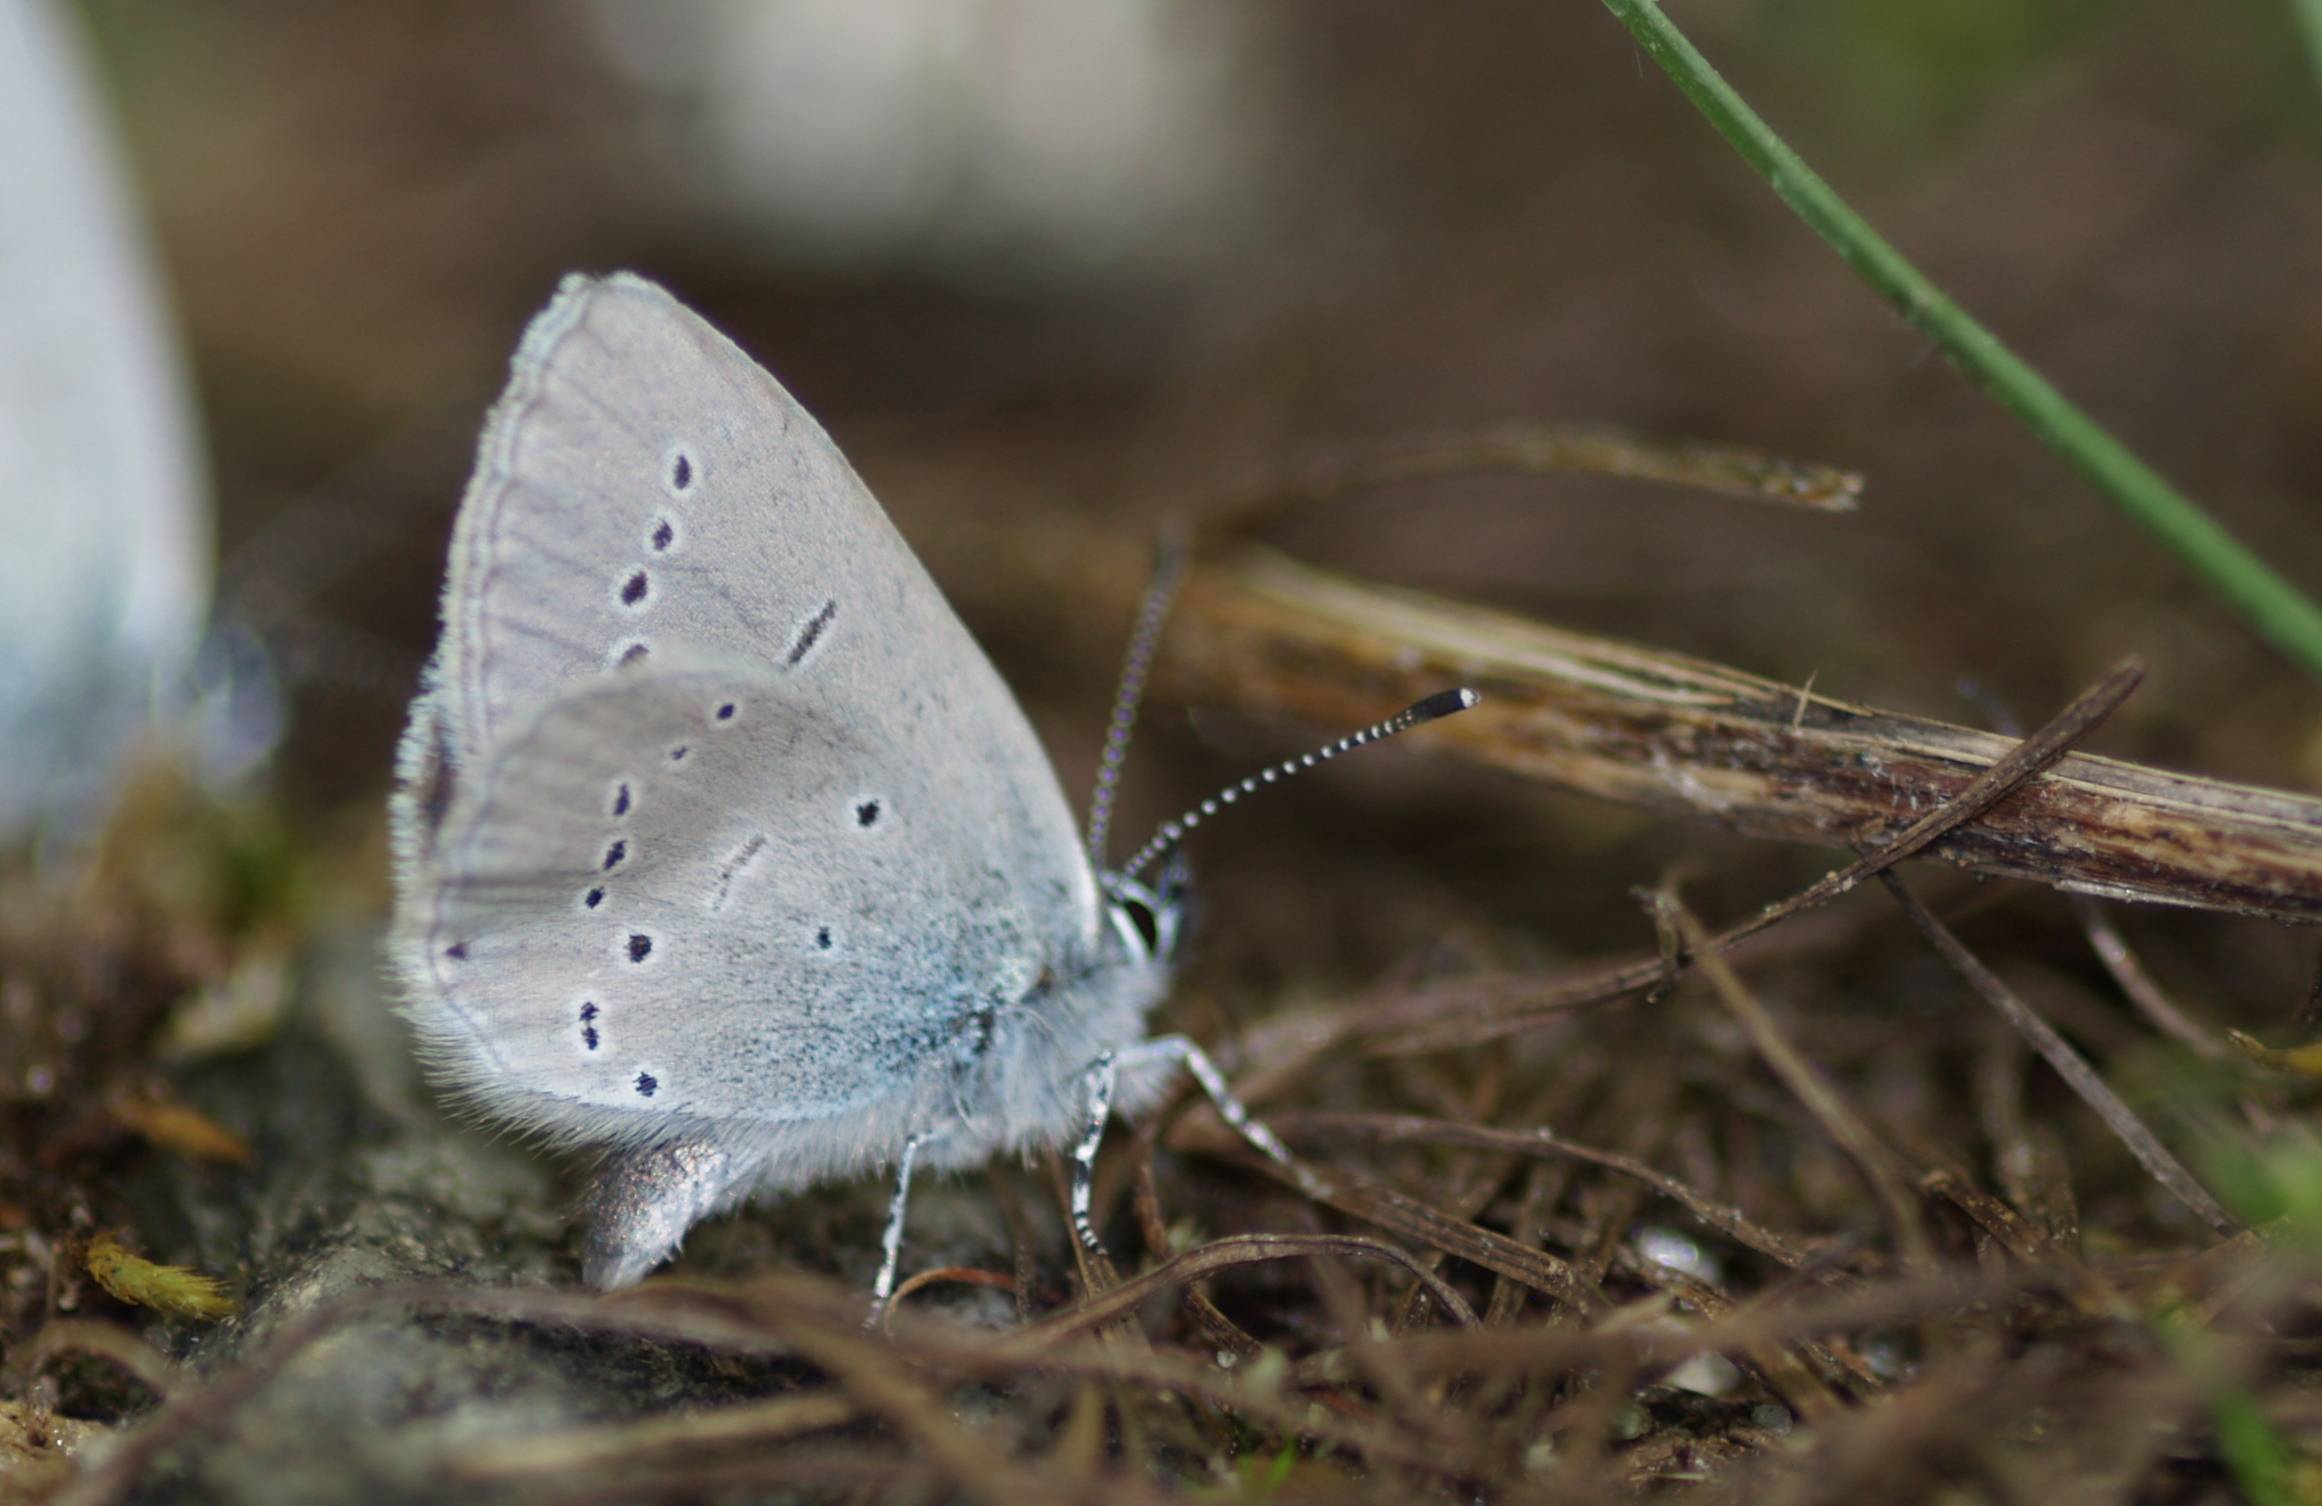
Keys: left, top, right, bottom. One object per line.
{"left": 1251, "top": 1110, "right": 1816, "bottom": 1271}
{"left": 1665, "top": 897, "right": 1937, "bottom": 1271}
{"left": 1878, "top": 872, "right": 2237, "bottom": 1237}
{"left": 1164, "top": 548, "right": 2322, "bottom": 922}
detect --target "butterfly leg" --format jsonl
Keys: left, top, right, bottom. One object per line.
{"left": 1118, "top": 1034, "right": 1299, "bottom": 1171}
{"left": 866, "top": 1125, "right": 950, "bottom": 1325}
{"left": 1067, "top": 1035, "right": 1306, "bottom": 1267}
{"left": 1069, "top": 1051, "right": 1125, "bottom": 1258}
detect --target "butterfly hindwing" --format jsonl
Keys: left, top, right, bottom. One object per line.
{"left": 406, "top": 655, "right": 1079, "bottom": 1145}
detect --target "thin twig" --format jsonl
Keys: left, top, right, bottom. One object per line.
{"left": 1879, "top": 872, "right": 2237, "bottom": 1237}
{"left": 1256, "top": 1110, "right": 1816, "bottom": 1272}
{"left": 1160, "top": 551, "right": 2322, "bottom": 923}
{"left": 1666, "top": 898, "right": 1938, "bottom": 1272}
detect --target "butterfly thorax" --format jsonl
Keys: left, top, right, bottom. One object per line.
{"left": 919, "top": 890, "right": 1172, "bottom": 1173}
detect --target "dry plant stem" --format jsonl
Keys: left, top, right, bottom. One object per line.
{"left": 1346, "top": 656, "right": 2148, "bottom": 1059}
{"left": 1668, "top": 901, "right": 1938, "bottom": 1272}
{"left": 1972, "top": 1032, "right": 2082, "bottom": 1250}
{"left": 1165, "top": 550, "right": 2322, "bottom": 922}
{"left": 1695, "top": 657, "right": 2144, "bottom": 950}
{"left": 1877, "top": 872, "right": 2237, "bottom": 1237}
{"left": 1126, "top": 1111, "right": 1262, "bottom": 1358}
{"left": 2069, "top": 895, "right": 2225, "bottom": 1057}
{"left": 1917, "top": 1169, "right": 2118, "bottom": 1317}
{"left": 22, "top": 1318, "right": 181, "bottom": 1398}
{"left": 1261, "top": 1111, "right": 1815, "bottom": 1271}
{"left": 1231, "top": 1152, "right": 1607, "bottom": 1317}
{"left": 1485, "top": 1159, "right": 1571, "bottom": 1325}
{"left": 66, "top": 1276, "right": 1479, "bottom": 1503}
{"left": 454, "top": 1393, "right": 864, "bottom": 1481}
{"left": 1210, "top": 423, "right": 1862, "bottom": 537}
{"left": 1014, "top": 1232, "right": 1480, "bottom": 1347}
{"left": 748, "top": 1313, "right": 1032, "bottom": 1506}
{"left": 883, "top": 1266, "right": 1018, "bottom": 1316}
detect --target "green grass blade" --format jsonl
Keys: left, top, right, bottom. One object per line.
{"left": 1600, "top": 0, "right": 2322, "bottom": 679}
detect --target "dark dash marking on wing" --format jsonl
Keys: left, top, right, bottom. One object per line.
{"left": 711, "top": 834, "right": 768, "bottom": 910}
{"left": 785, "top": 600, "right": 838, "bottom": 667}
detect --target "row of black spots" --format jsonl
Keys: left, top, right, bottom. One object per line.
{"left": 581, "top": 778, "right": 636, "bottom": 911}
{"left": 606, "top": 442, "right": 697, "bottom": 676}
{"left": 573, "top": 1006, "right": 657, "bottom": 1103}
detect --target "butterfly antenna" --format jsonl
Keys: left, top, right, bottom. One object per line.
{"left": 1085, "top": 529, "right": 1189, "bottom": 867}
{"left": 1113, "top": 688, "right": 1481, "bottom": 885}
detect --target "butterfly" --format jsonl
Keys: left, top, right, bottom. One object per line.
{"left": 390, "top": 273, "right": 1470, "bottom": 1296}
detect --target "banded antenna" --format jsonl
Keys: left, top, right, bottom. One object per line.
{"left": 1112, "top": 688, "right": 1481, "bottom": 886}
{"left": 1084, "top": 530, "right": 1188, "bottom": 868}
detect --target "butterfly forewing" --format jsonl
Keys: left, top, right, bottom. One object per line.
{"left": 420, "top": 274, "right": 1092, "bottom": 935}
{"left": 393, "top": 274, "right": 1103, "bottom": 1147}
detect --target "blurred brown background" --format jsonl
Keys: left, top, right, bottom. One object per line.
{"left": 75, "top": 0, "right": 2322, "bottom": 990}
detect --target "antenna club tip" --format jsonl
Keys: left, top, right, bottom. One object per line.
{"left": 1411, "top": 687, "right": 1481, "bottom": 722}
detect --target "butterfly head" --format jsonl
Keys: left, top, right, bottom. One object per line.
{"left": 1099, "top": 858, "right": 1187, "bottom": 970}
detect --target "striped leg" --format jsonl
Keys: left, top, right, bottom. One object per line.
{"left": 1067, "top": 1033, "right": 1300, "bottom": 1261}
{"left": 865, "top": 1125, "right": 949, "bottom": 1325}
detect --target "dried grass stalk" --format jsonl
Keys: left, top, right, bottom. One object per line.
{"left": 1162, "top": 548, "right": 2322, "bottom": 922}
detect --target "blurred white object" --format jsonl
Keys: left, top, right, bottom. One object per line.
{"left": 0, "top": 0, "right": 269, "bottom": 844}
{"left": 586, "top": 0, "right": 1262, "bottom": 281}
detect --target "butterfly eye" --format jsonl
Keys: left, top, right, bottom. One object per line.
{"left": 1118, "top": 896, "right": 1161, "bottom": 959}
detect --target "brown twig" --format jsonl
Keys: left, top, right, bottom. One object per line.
{"left": 1161, "top": 549, "right": 2322, "bottom": 921}
{"left": 1207, "top": 423, "right": 1862, "bottom": 536}
{"left": 1254, "top": 1110, "right": 1816, "bottom": 1272}
{"left": 1878, "top": 872, "right": 2237, "bottom": 1237}
{"left": 1664, "top": 897, "right": 1938, "bottom": 1272}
